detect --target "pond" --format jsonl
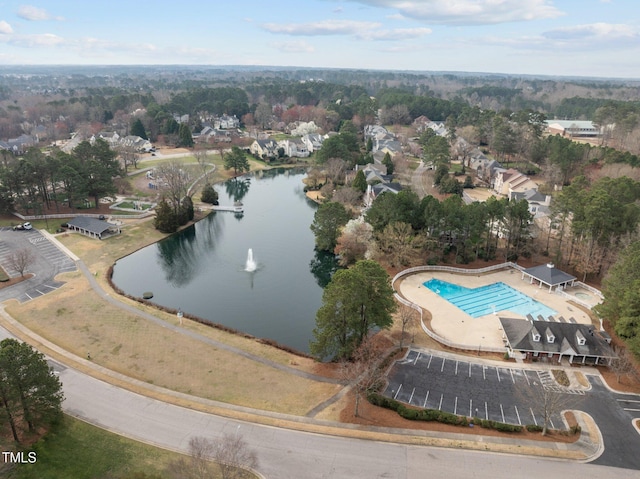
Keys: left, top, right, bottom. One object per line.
{"left": 111, "top": 168, "right": 338, "bottom": 354}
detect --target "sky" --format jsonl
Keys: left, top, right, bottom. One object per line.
{"left": 0, "top": 1, "right": 638, "bottom": 79}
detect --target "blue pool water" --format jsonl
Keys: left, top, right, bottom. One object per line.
{"left": 423, "top": 278, "right": 557, "bottom": 319}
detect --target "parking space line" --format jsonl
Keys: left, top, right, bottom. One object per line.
{"left": 25, "top": 292, "right": 32, "bottom": 300}
{"left": 454, "top": 397, "right": 458, "bottom": 415}
{"left": 496, "top": 368, "right": 501, "bottom": 382}
{"left": 514, "top": 405, "right": 521, "bottom": 425}
{"left": 413, "top": 352, "right": 421, "bottom": 365}
{"left": 35, "top": 289, "right": 44, "bottom": 295}
{"left": 530, "top": 408, "right": 537, "bottom": 425}
{"left": 438, "top": 394, "right": 443, "bottom": 411}
{"left": 441, "top": 358, "right": 445, "bottom": 372}
{"left": 455, "top": 360, "right": 458, "bottom": 375}
{"left": 510, "top": 369, "right": 515, "bottom": 383}
{"left": 408, "top": 388, "right": 415, "bottom": 404}
{"left": 484, "top": 401, "right": 488, "bottom": 420}
{"left": 524, "top": 371, "right": 531, "bottom": 386}
{"left": 618, "top": 399, "right": 640, "bottom": 404}
{"left": 43, "top": 284, "right": 57, "bottom": 290}
{"left": 624, "top": 408, "right": 640, "bottom": 412}
{"left": 549, "top": 418, "right": 555, "bottom": 429}
{"left": 468, "top": 362, "right": 471, "bottom": 378}
{"left": 469, "top": 399, "right": 473, "bottom": 417}
{"left": 394, "top": 384, "right": 402, "bottom": 399}
{"left": 427, "top": 354, "right": 433, "bottom": 369}
{"left": 500, "top": 404, "right": 505, "bottom": 423}
{"left": 482, "top": 366, "right": 486, "bottom": 380}
{"left": 423, "top": 391, "right": 429, "bottom": 408}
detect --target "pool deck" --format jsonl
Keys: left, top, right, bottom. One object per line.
{"left": 398, "top": 269, "right": 600, "bottom": 351}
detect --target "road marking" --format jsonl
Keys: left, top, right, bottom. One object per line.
{"left": 427, "top": 355, "right": 433, "bottom": 369}
{"left": 500, "top": 404, "right": 505, "bottom": 423}
{"left": 408, "top": 388, "right": 415, "bottom": 404}
{"left": 496, "top": 368, "right": 501, "bottom": 382}
{"left": 618, "top": 399, "right": 640, "bottom": 404}
{"left": 438, "top": 394, "right": 443, "bottom": 411}
{"left": 414, "top": 352, "right": 421, "bottom": 365}
{"left": 524, "top": 371, "right": 531, "bottom": 386}
{"left": 35, "top": 289, "right": 44, "bottom": 295}
{"left": 485, "top": 401, "right": 488, "bottom": 420}
{"left": 482, "top": 366, "right": 486, "bottom": 380}
{"left": 441, "top": 358, "right": 445, "bottom": 372}
{"left": 43, "top": 284, "right": 57, "bottom": 290}
{"left": 624, "top": 408, "right": 640, "bottom": 412}
{"left": 423, "top": 391, "right": 429, "bottom": 408}
{"left": 25, "top": 292, "right": 32, "bottom": 300}
{"left": 469, "top": 399, "right": 473, "bottom": 417}
{"left": 394, "top": 384, "right": 402, "bottom": 399}
{"left": 510, "top": 369, "right": 515, "bottom": 383}
{"left": 514, "top": 405, "right": 521, "bottom": 425}
{"left": 455, "top": 360, "right": 458, "bottom": 375}
{"left": 468, "top": 362, "right": 472, "bottom": 378}
{"left": 549, "top": 418, "right": 555, "bottom": 430}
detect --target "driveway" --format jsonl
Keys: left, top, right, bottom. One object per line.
{"left": 386, "top": 348, "right": 640, "bottom": 470}
{"left": 0, "top": 227, "right": 76, "bottom": 302}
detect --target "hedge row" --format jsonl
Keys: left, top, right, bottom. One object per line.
{"left": 368, "top": 393, "right": 524, "bottom": 433}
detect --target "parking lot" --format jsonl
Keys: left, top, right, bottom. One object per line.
{"left": 0, "top": 227, "right": 77, "bottom": 302}
{"left": 384, "top": 350, "right": 586, "bottom": 429}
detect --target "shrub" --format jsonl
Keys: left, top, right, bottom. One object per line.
{"left": 526, "top": 424, "right": 543, "bottom": 432}
{"left": 201, "top": 184, "right": 219, "bottom": 205}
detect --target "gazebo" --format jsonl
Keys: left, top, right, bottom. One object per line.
{"left": 521, "top": 263, "right": 576, "bottom": 292}
{"left": 67, "top": 216, "right": 119, "bottom": 240}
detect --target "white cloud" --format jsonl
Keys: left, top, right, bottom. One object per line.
{"left": 270, "top": 40, "right": 315, "bottom": 53}
{"left": 0, "top": 21, "right": 13, "bottom": 34}
{"left": 358, "top": 27, "right": 432, "bottom": 41}
{"left": 263, "top": 19, "right": 430, "bottom": 41}
{"left": 17, "top": 5, "right": 64, "bottom": 21}
{"left": 543, "top": 23, "right": 637, "bottom": 42}
{"left": 263, "top": 19, "right": 381, "bottom": 36}
{"left": 344, "top": 0, "right": 564, "bottom": 25}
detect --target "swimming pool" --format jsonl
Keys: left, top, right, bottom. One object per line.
{"left": 423, "top": 278, "right": 557, "bottom": 319}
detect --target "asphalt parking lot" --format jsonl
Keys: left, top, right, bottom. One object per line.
{"left": 0, "top": 227, "right": 77, "bottom": 302}
{"left": 385, "top": 349, "right": 585, "bottom": 428}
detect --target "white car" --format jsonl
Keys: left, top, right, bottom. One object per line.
{"left": 13, "top": 222, "right": 32, "bottom": 231}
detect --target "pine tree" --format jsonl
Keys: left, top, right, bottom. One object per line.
{"left": 131, "top": 118, "right": 148, "bottom": 140}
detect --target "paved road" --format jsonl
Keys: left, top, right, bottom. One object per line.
{"left": 386, "top": 349, "right": 640, "bottom": 470}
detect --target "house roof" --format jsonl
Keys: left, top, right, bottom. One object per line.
{"left": 68, "top": 216, "right": 113, "bottom": 235}
{"left": 500, "top": 317, "right": 616, "bottom": 359}
{"left": 523, "top": 263, "right": 576, "bottom": 287}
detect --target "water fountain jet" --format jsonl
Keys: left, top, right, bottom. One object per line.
{"left": 245, "top": 248, "right": 257, "bottom": 272}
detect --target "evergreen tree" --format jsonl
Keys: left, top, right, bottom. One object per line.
{"left": 179, "top": 195, "right": 194, "bottom": 224}
{"left": 177, "top": 123, "right": 194, "bottom": 148}
{"left": 310, "top": 260, "right": 396, "bottom": 360}
{"left": 154, "top": 198, "right": 179, "bottom": 233}
{"left": 310, "top": 202, "right": 351, "bottom": 252}
{"left": 382, "top": 152, "right": 394, "bottom": 175}
{"left": 0, "top": 339, "right": 63, "bottom": 442}
{"left": 201, "top": 184, "right": 219, "bottom": 205}
{"left": 224, "top": 146, "right": 250, "bottom": 176}
{"left": 352, "top": 169, "right": 367, "bottom": 193}
{"left": 130, "top": 118, "right": 148, "bottom": 139}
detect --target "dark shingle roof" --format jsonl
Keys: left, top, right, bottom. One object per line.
{"left": 500, "top": 317, "right": 616, "bottom": 359}
{"left": 523, "top": 264, "right": 576, "bottom": 286}
{"left": 68, "top": 216, "right": 112, "bottom": 235}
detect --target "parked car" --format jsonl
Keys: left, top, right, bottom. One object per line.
{"left": 13, "top": 222, "right": 32, "bottom": 231}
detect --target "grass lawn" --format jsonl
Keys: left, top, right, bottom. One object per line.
{"left": 5, "top": 416, "right": 183, "bottom": 479}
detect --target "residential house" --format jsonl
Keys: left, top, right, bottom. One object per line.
{"left": 345, "top": 163, "right": 388, "bottom": 184}
{"left": 493, "top": 168, "right": 538, "bottom": 196}
{"left": 469, "top": 151, "right": 501, "bottom": 184}
{"left": 250, "top": 139, "right": 278, "bottom": 159}
{"left": 214, "top": 114, "right": 240, "bottom": 130}
{"left": 510, "top": 189, "right": 551, "bottom": 219}
{"left": 363, "top": 182, "right": 402, "bottom": 208}
{"left": 301, "top": 133, "right": 324, "bottom": 153}
{"left": 3, "top": 134, "right": 37, "bottom": 154}
{"left": 121, "top": 135, "right": 153, "bottom": 152}
{"left": 278, "top": 139, "right": 309, "bottom": 158}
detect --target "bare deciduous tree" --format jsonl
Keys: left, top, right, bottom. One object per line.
{"left": 156, "top": 160, "right": 193, "bottom": 214}
{"left": 610, "top": 346, "right": 636, "bottom": 384}
{"left": 8, "top": 248, "right": 35, "bottom": 277}
{"left": 397, "top": 304, "right": 417, "bottom": 350}
{"left": 516, "top": 374, "right": 582, "bottom": 436}
{"left": 340, "top": 337, "right": 386, "bottom": 417}
{"left": 168, "top": 433, "right": 258, "bottom": 479}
